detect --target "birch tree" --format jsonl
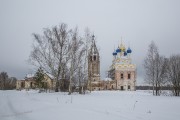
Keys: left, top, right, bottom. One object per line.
{"left": 81, "top": 28, "right": 93, "bottom": 93}
{"left": 144, "top": 41, "right": 168, "bottom": 95}
{"left": 144, "top": 41, "right": 158, "bottom": 95}
{"left": 29, "top": 23, "right": 94, "bottom": 93}
{"left": 68, "top": 28, "right": 85, "bottom": 94}
{"left": 167, "top": 55, "right": 180, "bottom": 96}
{"left": 154, "top": 53, "right": 168, "bottom": 95}
{"left": 68, "top": 28, "right": 92, "bottom": 94}
{"left": 29, "top": 23, "right": 71, "bottom": 91}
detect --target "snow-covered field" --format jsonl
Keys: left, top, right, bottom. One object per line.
{"left": 0, "top": 90, "right": 180, "bottom": 120}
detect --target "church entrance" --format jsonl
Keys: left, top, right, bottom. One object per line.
{"left": 128, "top": 85, "right": 130, "bottom": 90}
{"left": 111, "top": 85, "right": 114, "bottom": 89}
{"left": 121, "top": 86, "right": 123, "bottom": 90}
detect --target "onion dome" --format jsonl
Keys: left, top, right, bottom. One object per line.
{"left": 120, "top": 44, "right": 126, "bottom": 52}
{"left": 116, "top": 47, "right": 121, "bottom": 53}
{"left": 124, "top": 51, "right": 127, "bottom": 56}
{"left": 112, "top": 51, "right": 117, "bottom": 56}
{"left": 127, "top": 47, "right": 132, "bottom": 53}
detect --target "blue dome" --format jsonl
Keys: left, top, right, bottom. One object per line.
{"left": 112, "top": 52, "right": 117, "bottom": 56}
{"left": 127, "top": 48, "right": 132, "bottom": 53}
{"left": 116, "top": 48, "right": 121, "bottom": 53}
{"left": 124, "top": 51, "right": 127, "bottom": 56}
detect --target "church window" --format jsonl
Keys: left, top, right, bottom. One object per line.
{"left": 128, "top": 73, "right": 131, "bottom": 79}
{"left": 94, "top": 55, "right": 96, "bottom": 61}
{"left": 128, "top": 85, "right": 130, "bottom": 89}
{"left": 121, "top": 73, "right": 124, "bottom": 79}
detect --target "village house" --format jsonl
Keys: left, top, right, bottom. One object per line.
{"left": 16, "top": 73, "right": 56, "bottom": 90}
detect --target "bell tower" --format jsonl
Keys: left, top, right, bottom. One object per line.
{"left": 88, "top": 35, "right": 100, "bottom": 90}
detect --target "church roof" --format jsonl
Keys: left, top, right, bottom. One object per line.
{"left": 89, "top": 35, "right": 99, "bottom": 55}
{"left": 112, "top": 40, "right": 132, "bottom": 57}
{"left": 127, "top": 47, "right": 132, "bottom": 53}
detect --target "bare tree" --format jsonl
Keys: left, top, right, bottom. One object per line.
{"left": 29, "top": 23, "right": 94, "bottom": 94}
{"left": 144, "top": 41, "right": 158, "bottom": 95}
{"left": 68, "top": 27, "right": 85, "bottom": 94}
{"left": 68, "top": 28, "right": 92, "bottom": 94}
{"left": 154, "top": 53, "right": 168, "bottom": 95}
{"left": 167, "top": 55, "right": 180, "bottom": 96}
{"left": 0, "top": 72, "right": 8, "bottom": 90}
{"left": 29, "top": 23, "right": 71, "bottom": 91}
{"left": 144, "top": 41, "right": 168, "bottom": 95}
{"left": 81, "top": 28, "right": 93, "bottom": 93}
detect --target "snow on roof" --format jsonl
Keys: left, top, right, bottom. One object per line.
{"left": 26, "top": 74, "right": 34, "bottom": 78}
{"left": 25, "top": 72, "right": 54, "bottom": 80}
{"left": 17, "top": 79, "right": 25, "bottom": 81}
{"left": 45, "top": 73, "right": 54, "bottom": 79}
{"left": 104, "top": 78, "right": 112, "bottom": 81}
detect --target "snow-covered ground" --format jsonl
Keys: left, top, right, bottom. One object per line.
{"left": 0, "top": 90, "right": 180, "bottom": 120}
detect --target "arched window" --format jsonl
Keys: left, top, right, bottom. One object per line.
{"left": 128, "top": 73, "right": 131, "bottom": 79}
{"left": 121, "top": 73, "right": 124, "bottom": 79}
{"left": 94, "top": 55, "right": 96, "bottom": 61}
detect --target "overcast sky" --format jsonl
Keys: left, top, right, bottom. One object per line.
{"left": 1, "top": 0, "right": 180, "bottom": 85}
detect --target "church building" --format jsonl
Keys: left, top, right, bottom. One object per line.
{"left": 108, "top": 42, "right": 136, "bottom": 91}
{"left": 88, "top": 35, "right": 101, "bottom": 91}
{"left": 87, "top": 35, "right": 136, "bottom": 91}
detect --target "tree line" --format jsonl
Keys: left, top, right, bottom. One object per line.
{"left": 144, "top": 41, "right": 180, "bottom": 96}
{"left": 0, "top": 72, "right": 17, "bottom": 90}
{"left": 29, "top": 23, "right": 94, "bottom": 94}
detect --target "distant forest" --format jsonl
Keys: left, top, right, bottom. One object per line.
{"left": 136, "top": 86, "right": 173, "bottom": 90}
